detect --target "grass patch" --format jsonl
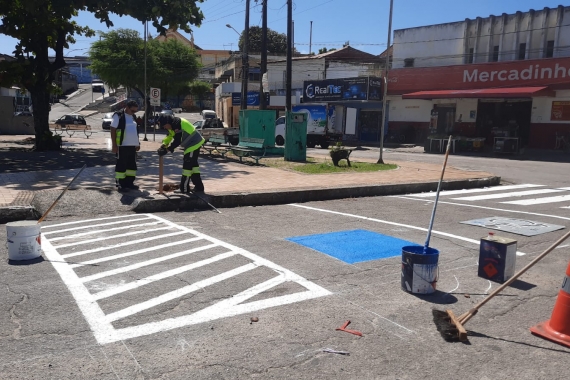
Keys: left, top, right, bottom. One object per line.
{"left": 263, "top": 157, "right": 397, "bottom": 174}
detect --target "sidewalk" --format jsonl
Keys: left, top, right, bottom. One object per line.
{"left": 0, "top": 134, "right": 499, "bottom": 222}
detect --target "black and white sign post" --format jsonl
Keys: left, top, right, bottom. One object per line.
{"left": 150, "top": 87, "right": 161, "bottom": 142}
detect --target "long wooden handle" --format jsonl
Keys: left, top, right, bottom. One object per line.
{"left": 158, "top": 155, "right": 164, "bottom": 194}
{"left": 461, "top": 228, "right": 570, "bottom": 323}
{"left": 38, "top": 164, "right": 87, "bottom": 223}
{"left": 424, "top": 135, "right": 453, "bottom": 250}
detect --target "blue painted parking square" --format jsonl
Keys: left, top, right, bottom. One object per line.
{"left": 287, "top": 229, "right": 419, "bottom": 264}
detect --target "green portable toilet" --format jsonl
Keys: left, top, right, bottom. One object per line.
{"left": 284, "top": 111, "right": 307, "bottom": 162}
{"left": 238, "top": 110, "right": 276, "bottom": 146}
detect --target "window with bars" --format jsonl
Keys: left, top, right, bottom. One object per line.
{"left": 518, "top": 43, "right": 526, "bottom": 60}
{"left": 546, "top": 40, "right": 555, "bottom": 58}
{"left": 492, "top": 46, "right": 499, "bottom": 62}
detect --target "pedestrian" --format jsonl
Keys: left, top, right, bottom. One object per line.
{"left": 157, "top": 115, "right": 205, "bottom": 193}
{"left": 110, "top": 100, "right": 140, "bottom": 192}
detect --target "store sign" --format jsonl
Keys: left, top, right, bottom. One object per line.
{"left": 388, "top": 57, "right": 570, "bottom": 95}
{"left": 231, "top": 92, "right": 270, "bottom": 106}
{"left": 551, "top": 101, "right": 570, "bottom": 121}
{"left": 302, "top": 77, "right": 383, "bottom": 102}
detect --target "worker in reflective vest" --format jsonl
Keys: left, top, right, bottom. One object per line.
{"left": 157, "top": 115, "right": 205, "bottom": 193}
{"left": 110, "top": 100, "right": 140, "bottom": 192}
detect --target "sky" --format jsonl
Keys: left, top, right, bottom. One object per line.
{"left": 0, "top": 0, "right": 566, "bottom": 57}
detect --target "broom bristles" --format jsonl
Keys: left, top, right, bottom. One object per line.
{"left": 432, "top": 309, "right": 461, "bottom": 342}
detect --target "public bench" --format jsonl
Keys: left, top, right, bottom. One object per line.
{"left": 202, "top": 135, "right": 230, "bottom": 158}
{"left": 51, "top": 124, "right": 92, "bottom": 138}
{"left": 230, "top": 137, "right": 266, "bottom": 165}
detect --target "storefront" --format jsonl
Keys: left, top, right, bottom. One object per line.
{"left": 387, "top": 57, "right": 570, "bottom": 151}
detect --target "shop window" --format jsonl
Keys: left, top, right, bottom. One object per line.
{"left": 492, "top": 46, "right": 499, "bottom": 62}
{"left": 468, "top": 48, "right": 474, "bottom": 64}
{"left": 518, "top": 43, "right": 526, "bottom": 60}
{"left": 404, "top": 58, "right": 414, "bottom": 68}
{"left": 546, "top": 40, "right": 555, "bottom": 58}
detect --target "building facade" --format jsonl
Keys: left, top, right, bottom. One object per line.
{"left": 388, "top": 6, "right": 570, "bottom": 150}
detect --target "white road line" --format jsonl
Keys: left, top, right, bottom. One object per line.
{"left": 62, "top": 231, "right": 187, "bottom": 259}
{"left": 41, "top": 217, "right": 153, "bottom": 235}
{"left": 288, "top": 204, "right": 527, "bottom": 256}
{"left": 407, "top": 184, "right": 543, "bottom": 198}
{"left": 48, "top": 222, "right": 163, "bottom": 241}
{"left": 54, "top": 227, "right": 173, "bottom": 249}
{"left": 42, "top": 214, "right": 142, "bottom": 229}
{"left": 70, "top": 237, "right": 205, "bottom": 269}
{"left": 105, "top": 262, "right": 259, "bottom": 322}
{"left": 78, "top": 243, "right": 219, "bottom": 282}
{"left": 452, "top": 188, "right": 565, "bottom": 201}
{"left": 92, "top": 251, "right": 238, "bottom": 300}
{"left": 43, "top": 214, "right": 332, "bottom": 345}
{"left": 503, "top": 194, "right": 570, "bottom": 206}
{"left": 391, "top": 195, "right": 570, "bottom": 222}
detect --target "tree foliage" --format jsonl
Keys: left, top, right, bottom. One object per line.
{"left": 0, "top": 0, "right": 204, "bottom": 150}
{"left": 238, "top": 26, "right": 288, "bottom": 54}
{"left": 188, "top": 81, "right": 212, "bottom": 98}
{"left": 89, "top": 29, "right": 200, "bottom": 99}
{"left": 318, "top": 47, "right": 336, "bottom": 54}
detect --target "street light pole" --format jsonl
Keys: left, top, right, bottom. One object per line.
{"left": 286, "top": 0, "right": 292, "bottom": 112}
{"left": 241, "top": 0, "right": 250, "bottom": 110}
{"left": 377, "top": 0, "right": 393, "bottom": 164}
{"left": 259, "top": 0, "right": 268, "bottom": 110}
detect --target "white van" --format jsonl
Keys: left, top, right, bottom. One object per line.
{"left": 201, "top": 110, "right": 217, "bottom": 119}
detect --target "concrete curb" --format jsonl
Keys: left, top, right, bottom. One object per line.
{"left": 131, "top": 176, "right": 501, "bottom": 213}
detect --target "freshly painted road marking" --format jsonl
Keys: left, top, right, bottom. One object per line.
{"left": 42, "top": 216, "right": 152, "bottom": 235}
{"left": 452, "top": 188, "right": 565, "bottom": 201}
{"left": 392, "top": 196, "right": 570, "bottom": 222}
{"left": 61, "top": 231, "right": 187, "bottom": 259}
{"left": 53, "top": 226, "right": 172, "bottom": 248}
{"left": 288, "top": 204, "right": 527, "bottom": 256}
{"left": 47, "top": 221, "right": 162, "bottom": 241}
{"left": 503, "top": 194, "right": 570, "bottom": 206}
{"left": 42, "top": 214, "right": 331, "bottom": 345}
{"left": 407, "top": 184, "right": 543, "bottom": 198}
{"left": 41, "top": 214, "right": 143, "bottom": 229}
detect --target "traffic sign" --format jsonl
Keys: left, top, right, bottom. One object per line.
{"left": 150, "top": 87, "right": 161, "bottom": 106}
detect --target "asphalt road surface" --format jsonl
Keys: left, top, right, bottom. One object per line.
{"left": 2, "top": 158, "right": 570, "bottom": 379}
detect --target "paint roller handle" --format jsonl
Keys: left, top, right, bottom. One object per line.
{"left": 37, "top": 164, "right": 87, "bottom": 224}
{"left": 460, "top": 228, "right": 570, "bottom": 324}
{"left": 424, "top": 135, "right": 453, "bottom": 250}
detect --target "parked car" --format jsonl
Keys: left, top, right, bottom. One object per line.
{"left": 275, "top": 116, "right": 285, "bottom": 146}
{"left": 201, "top": 110, "right": 217, "bottom": 119}
{"left": 193, "top": 120, "right": 204, "bottom": 129}
{"left": 101, "top": 112, "right": 114, "bottom": 129}
{"left": 54, "top": 114, "right": 86, "bottom": 126}
{"left": 160, "top": 109, "right": 174, "bottom": 117}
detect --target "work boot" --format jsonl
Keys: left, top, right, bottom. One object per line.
{"left": 191, "top": 174, "right": 204, "bottom": 193}
{"left": 177, "top": 176, "right": 192, "bottom": 194}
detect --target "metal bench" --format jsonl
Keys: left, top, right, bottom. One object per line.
{"left": 51, "top": 124, "right": 92, "bottom": 138}
{"left": 202, "top": 135, "right": 230, "bottom": 158}
{"left": 230, "top": 137, "right": 266, "bottom": 165}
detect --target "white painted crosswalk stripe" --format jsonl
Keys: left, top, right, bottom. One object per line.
{"left": 407, "top": 184, "right": 543, "bottom": 198}
{"left": 452, "top": 188, "right": 565, "bottom": 201}
{"left": 42, "top": 214, "right": 331, "bottom": 345}
{"left": 503, "top": 194, "right": 570, "bottom": 206}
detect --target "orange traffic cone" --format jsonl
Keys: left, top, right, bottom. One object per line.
{"left": 530, "top": 261, "right": 570, "bottom": 348}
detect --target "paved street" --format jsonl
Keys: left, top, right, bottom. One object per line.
{"left": 1, "top": 169, "right": 570, "bottom": 378}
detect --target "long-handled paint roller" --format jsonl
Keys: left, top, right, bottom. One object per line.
{"left": 433, "top": 228, "right": 570, "bottom": 342}
{"left": 37, "top": 164, "right": 87, "bottom": 223}
{"left": 423, "top": 135, "right": 452, "bottom": 253}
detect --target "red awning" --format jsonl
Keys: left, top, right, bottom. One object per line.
{"left": 402, "top": 86, "right": 555, "bottom": 99}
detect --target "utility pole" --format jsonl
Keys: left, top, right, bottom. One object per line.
{"left": 241, "top": 0, "right": 250, "bottom": 110}
{"left": 309, "top": 21, "right": 313, "bottom": 55}
{"left": 377, "top": 0, "right": 393, "bottom": 164}
{"left": 143, "top": 21, "right": 148, "bottom": 141}
{"left": 259, "top": 0, "right": 268, "bottom": 110}
{"left": 286, "top": 0, "right": 292, "bottom": 111}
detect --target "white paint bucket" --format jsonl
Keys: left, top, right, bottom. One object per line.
{"left": 6, "top": 221, "right": 42, "bottom": 261}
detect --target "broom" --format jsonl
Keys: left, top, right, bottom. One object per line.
{"left": 433, "top": 228, "right": 570, "bottom": 342}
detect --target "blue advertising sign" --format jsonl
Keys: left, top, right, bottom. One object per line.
{"left": 292, "top": 105, "right": 327, "bottom": 131}
{"left": 232, "top": 92, "right": 270, "bottom": 106}
{"left": 302, "top": 77, "right": 383, "bottom": 102}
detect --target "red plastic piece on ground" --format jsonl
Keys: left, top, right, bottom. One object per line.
{"left": 335, "top": 320, "right": 363, "bottom": 337}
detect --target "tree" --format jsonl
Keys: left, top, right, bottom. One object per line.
{"left": 89, "top": 29, "right": 200, "bottom": 100}
{"left": 318, "top": 47, "right": 336, "bottom": 54}
{"left": 0, "top": 0, "right": 204, "bottom": 151}
{"left": 238, "top": 26, "right": 288, "bottom": 54}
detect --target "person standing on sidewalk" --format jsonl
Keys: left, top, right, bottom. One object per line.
{"left": 111, "top": 100, "right": 140, "bottom": 191}
{"left": 157, "top": 115, "right": 205, "bottom": 193}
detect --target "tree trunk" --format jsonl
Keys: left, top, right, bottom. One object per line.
{"left": 30, "top": 85, "right": 53, "bottom": 151}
